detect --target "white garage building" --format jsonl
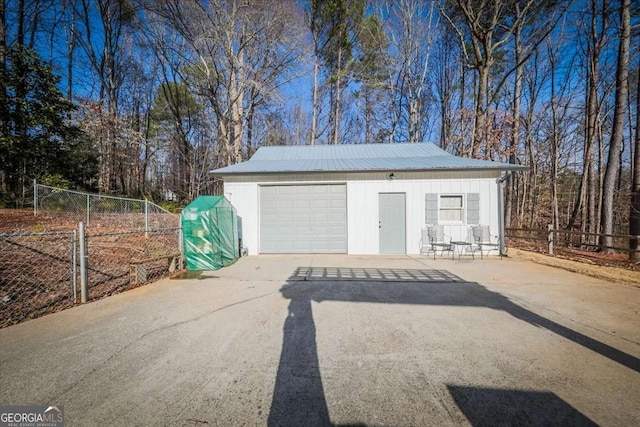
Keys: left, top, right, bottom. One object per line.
{"left": 212, "top": 143, "right": 525, "bottom": 255}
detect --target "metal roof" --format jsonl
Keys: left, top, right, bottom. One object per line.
{"left": 211, "top": 143, "right": 527, "bottom": 175}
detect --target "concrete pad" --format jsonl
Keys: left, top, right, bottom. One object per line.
{"left": 1, "top": 255, "right": 639, "bottom": 426}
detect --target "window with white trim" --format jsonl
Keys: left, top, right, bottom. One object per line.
{"left": 426, "top": 193, "right": 479, "bottom": 225}
{"left": 439, "top": 194, "right": 464, "bottom": 223}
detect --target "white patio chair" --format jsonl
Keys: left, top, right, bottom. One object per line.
{"left": 419, "top": 228, "right": 431, "bottom": 255}
{"left": 472, "top": 225, "right": 502, "bottom": 259}
{"left": 460, "top": 227, "right": 481, "bottom": 260}
{"left": 424, "top": 225, "right": 452, "bottom": 260}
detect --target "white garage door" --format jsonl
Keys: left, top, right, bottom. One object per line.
{"left": 260, "top": 185, "right": 347, "bottom": 253}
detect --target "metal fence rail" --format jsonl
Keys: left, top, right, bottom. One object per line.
{"left": 86, "top": 228, "right": 183, "bottom": 300}
{"left": 34, "top": 183, "right": 179, "bottom": 230}
{"left": 0, "top": 230, "right": 76, "bottom": 328}
{"left": 506, "top": 227, "right": 640, "bottom": 256}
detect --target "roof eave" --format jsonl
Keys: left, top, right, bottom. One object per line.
{"left": 211, "top": 165, "right": 529, "bottom": 176}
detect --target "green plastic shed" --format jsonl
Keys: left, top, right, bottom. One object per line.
{"left": 181, "top": 196, "right": 239, "bottom": 270}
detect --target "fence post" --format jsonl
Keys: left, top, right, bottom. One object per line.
{"left": 145, "top": 199, "right": 149, "bottom": 238}
{"left": 79, "top": 222, "right": 88, "bottom": 303}
{"left": 33, "top": 179, "right": 37, "bottom": 217}
{"left": 72, "top": 230, "right": 77, "bottom": 303}
{"left": 496, "top": 173, "right": 509, "bottom": 257}
{"left": 86, "top": 195, "right": 90, "bottom": 225}
{"left": 548, "top": 224, "right": 554, "bottom": 255}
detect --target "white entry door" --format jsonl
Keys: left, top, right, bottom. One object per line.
{"left": 379, "top": 193, "right": 406, "bottom": 254}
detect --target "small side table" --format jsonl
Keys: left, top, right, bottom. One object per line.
{"left": 450, "top": 241, "right": 473, "bottom": 260}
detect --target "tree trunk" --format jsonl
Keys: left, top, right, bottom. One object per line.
{"left": 332, "top": 46, "right": 343, "bottom": 145}
{"left": 506, "top": 25, "right": 523, "bottom": 229}
{"left": 629, "top": 59, "right": 640, "bottom": 261}
{"left": 568, "top": 0, "right": 606, "bottom": 241}
{"left": 472, "top": 64, "right": 489, "bottom": 158}
{"left": 0, "top": 0, "right": 5, "bottom": 194}
{"left": 66, "top": 2, "right": 75, "bottom": 102}
{"left": 230, "top": 46, "right": 244, "bottom": 163}
{"left": 14, "top": 0, "right": 28, "bottom": 199}
{"left": 458, "top": 40, "right": 466, "bottom": 156}
{"left": 600, "top": 0, "right": 630, "bottom": 252}
{"left": 310, "top": 54, "right": 319, "bottom": 145}
{"left": 364, "top": 85, "right": 371, "bottom": 144}
{"left": 409, "top": 98, "right": 419, "bottom": 142}
{"left": 246, "top": 100, "right": 255, "bottom": 155}
{"left": 549, "top": 41, "right": 560, "bottom": 229}
{"left": 550, "top": 109, "right": 559, "bottom": 229}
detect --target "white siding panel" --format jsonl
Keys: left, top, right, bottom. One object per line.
{"left": 224, "top": 182, "right": 259, "bottom": 255}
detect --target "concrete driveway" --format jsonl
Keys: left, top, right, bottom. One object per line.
{"left": 1, "top": 255, "right": 639, "bottom": 426}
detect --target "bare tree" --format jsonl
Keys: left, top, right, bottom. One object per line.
{"left": 144, "top": 0, "right": 304, "bottom": 165}
{"left": 568, "top": 0, "right": 609, "bottom": 245}
{"left": 384, "top": 0, "right": 438, "bottom": 143}
{"left": 353, "top": 14, "right": 390, "bottom": 144}
{"left": 433, "top": 29, "right": 460, "bottom": 151}
{"left": 600, "top": 0, "right": 630, "bottom": 252}
{"left": 75, "top": 0, "right": 134, "bottom": 192}
{"left": 441, "top": 0, "right": 565, "bottom": 158}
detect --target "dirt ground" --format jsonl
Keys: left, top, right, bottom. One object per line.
{"left": 509, "top": 249, "right": 640, "bottom": 287}
{"left": 507, "top": 236, "right": 640, "bottom": 272}
{"left": 0, "top": 209, "right": 178, "bottom": 233}
{"left": 0, "top": 209, "right": 76, "bottom": 232}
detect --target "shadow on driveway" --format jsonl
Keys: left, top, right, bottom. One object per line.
{"left": 447, "top": 385, "right": 597, "bottom": 426}
{"left": 268, "top": 267, "right": 635, "bottom": 426}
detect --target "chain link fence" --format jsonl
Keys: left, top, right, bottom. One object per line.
{"left": 1, "top": 184, "right": 186, "bottom": 328}
{"left": 86, "top": 228, "right": 183, "bottom": 300}
{"left": 0, "top": 227, "right": 184, "bottom": 328}
{"left": 35, "top": 183, "right": 179, "bottom": 231}
{"left": 0, "top": 231, "right": 76, "bottom": 328}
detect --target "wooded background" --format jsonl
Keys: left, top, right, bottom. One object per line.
{"left": 0, "top": 0, "right": 638, "bottom": 258}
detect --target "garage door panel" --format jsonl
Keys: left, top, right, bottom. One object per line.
{"left": 279, "top": 228, "right": 294, "bottom": 236}
{"left": 313, "top": 199, "right": 328, "bottom": 208}
{"left": 261, "top": 212, "right": 280, "bottom": 222}
{"left": 280, "top": 200, "right": 294, "bottom": 209}
{"left": 278, "top": 187, "right": 294, "bottom": 195}
{"left": 260, "top": 184, "right": 347, "bottom": 253}
{"left": 294, "top": 212, "right": 312, "bottom": 221}
{"left": 261, "top": 227, "right": 279, "bottom": 236}
{"left": 278, "top": 213, "right": 294, "bottom": 222}
{"left": 295, "top": 226, "right": 312, "bottom": 235}
{"left": 261, "top": 187, "right": 277, "bottom": 197}
{"left": 311, "top": 186, "right": 327, "bottom": 194}
{"left": 331, "top": 199, "right": 346, "bottom": 208}
{"left": 295, "top": 200, "right": 312, "bottom": 209}
{"left": 314, "top": 212, "right": 329, "bottom": 222}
